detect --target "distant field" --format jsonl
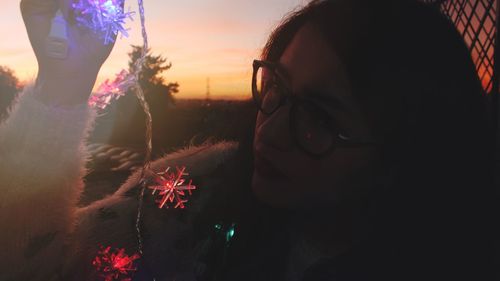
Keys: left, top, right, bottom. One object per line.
{"left": 90, "top": 97, "right": 257, "bottom": 156}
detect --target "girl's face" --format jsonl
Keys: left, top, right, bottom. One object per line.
{"left": 252, "top": 23, "right": 380, "bottom": 208}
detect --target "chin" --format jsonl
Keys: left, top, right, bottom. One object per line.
{"left": 251, "top": 171, "right": 299, "bottom": 208}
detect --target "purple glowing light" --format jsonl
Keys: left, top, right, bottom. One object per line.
{"left": 73, "top": 0, "right": 134, "bottom": 45}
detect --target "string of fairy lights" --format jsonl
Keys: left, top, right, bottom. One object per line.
{"left": 71, "top": 0, "right": 196, "bottom": 280}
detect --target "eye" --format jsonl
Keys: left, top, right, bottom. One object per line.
{"left": 294, "top": 105, "right": 335, "bottom": 154}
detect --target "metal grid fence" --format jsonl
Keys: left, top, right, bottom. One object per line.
{"left": 423, "top": 0, "right": 498, "bottom": 93}
{"left": 424, "top": 0, "right": 500, "bottom": 190}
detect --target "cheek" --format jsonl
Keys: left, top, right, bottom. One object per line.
{"left": 253, "top": 113, "right": 265, "bottom": 149}
{"left": 290, "top": 148, "right": 379, "bottom": 204}
{"left": 332, "top": 148, "right": 380, "bottom": 196}
{"left": 251, "top": 148, "right": 378, "bottom": 209}
{"left": 254, "top": 112, "right": 265, "bottom": 133}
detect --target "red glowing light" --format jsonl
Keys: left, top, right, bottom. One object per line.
{"left": 92, "top": 246, "right": 140, "bottom": 281}
{"left": 88, "top": 69, "right": 135, "bottom": 109}
{"left": 148, "top": 166, "right": 196, "bottom": 209}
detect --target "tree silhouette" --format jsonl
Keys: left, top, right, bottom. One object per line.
{"left": 91, "top": 46, "right": 180, "bottom": 150}
{"left": 128, "top": 45, "right": 179, "bottom": 105}
{"left": 0, "top": 66, "right": 21, "bottom": 120}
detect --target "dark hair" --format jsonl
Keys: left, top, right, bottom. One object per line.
{"left": 260, "top": 0, "right": 495, "bottom": 280}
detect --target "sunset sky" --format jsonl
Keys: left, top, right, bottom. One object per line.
{"left": 0, "top": 0, "right": 308, "bottom": 99}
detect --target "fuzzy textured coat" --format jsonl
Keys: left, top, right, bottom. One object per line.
{"left": 0, "top": 83, "right": 240, "bottom": 281}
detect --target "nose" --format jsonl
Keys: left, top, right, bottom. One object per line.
{"left": 255, "top": 104, "right": 294, "bottom": 151}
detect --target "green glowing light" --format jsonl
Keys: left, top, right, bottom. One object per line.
{"left": 225, "top": 224, "right": 236, "bottom": 243}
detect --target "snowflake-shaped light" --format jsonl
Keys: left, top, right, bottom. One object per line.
{"left": 73, "top": 0, "right": 135, "bottom": 44}
{"left": 88, "top": 69, "right": 136, "bottom": 109}
{"left": 92, "top": 246, "right": 140, "bottom": 281}
{"left": 148, "top": 166, "right": 196, "bottom": 209}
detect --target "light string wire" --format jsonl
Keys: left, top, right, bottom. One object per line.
{"left": 132, "top": 0, "right": 152, "bottom": 258}
{"left": 80, "top": 0, "right": 155, "bottom": 278}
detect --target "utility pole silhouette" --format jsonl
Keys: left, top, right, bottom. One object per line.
{"left": 205, "top": 77, "right": 211, "bottom": 106}
{"left": 206, "top": 77, "right": 211, "bottom": 100}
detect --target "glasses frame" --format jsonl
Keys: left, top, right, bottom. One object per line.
{"left": 252, "top": 59, "right": 383, "bottom": 158}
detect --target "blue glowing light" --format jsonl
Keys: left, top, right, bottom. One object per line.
{"left": 73, "top": 0, "right": 135, "bottom": 45}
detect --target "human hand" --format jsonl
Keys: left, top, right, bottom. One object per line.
{"left": 20, "top": 0, "right": 123, "bottom": 106}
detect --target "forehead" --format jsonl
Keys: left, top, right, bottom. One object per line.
{"left": 278, "top": 23, "right": 351, "bottom": 99}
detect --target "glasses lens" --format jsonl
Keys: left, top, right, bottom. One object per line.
{"left": 294, "top": 103, "right": 335, "bottom": 155}
{"left": 254, "top": 65, "right": 282, "bottom": 114}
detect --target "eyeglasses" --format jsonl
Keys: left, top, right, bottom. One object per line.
{"left": 252, "top": 59, "right": 382, "bottom": 158}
